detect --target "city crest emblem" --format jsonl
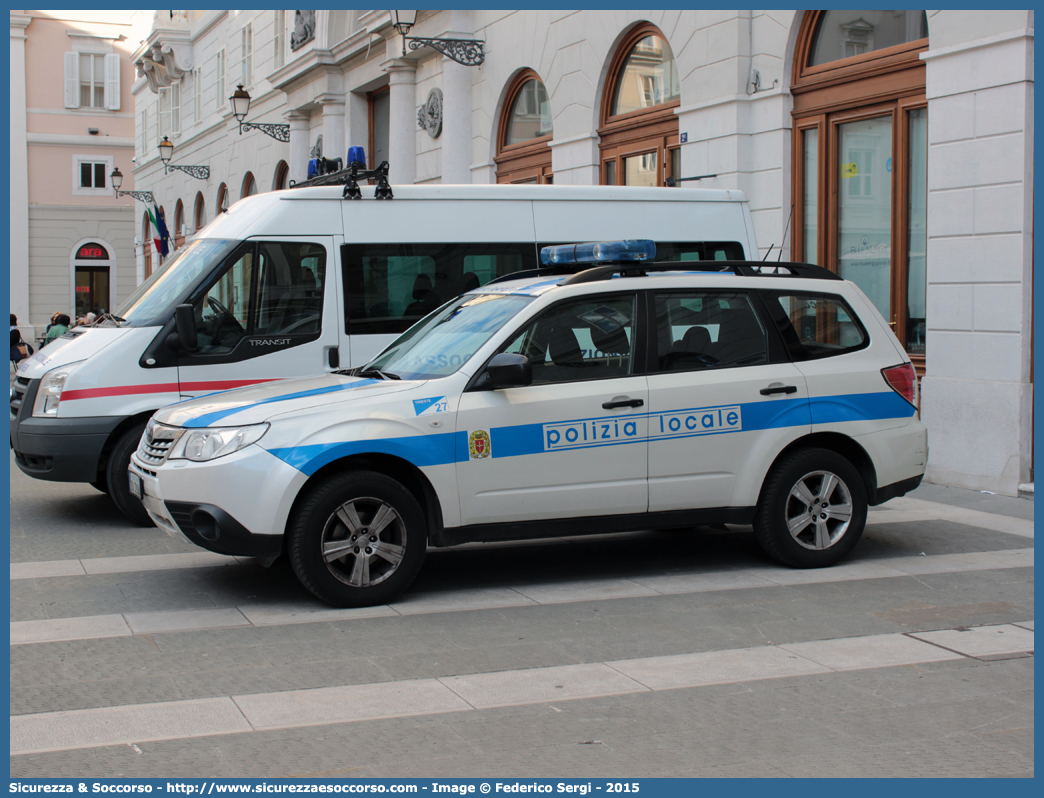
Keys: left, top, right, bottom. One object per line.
{"left": 468, "top": 430, "right": 492, "bottom": 460}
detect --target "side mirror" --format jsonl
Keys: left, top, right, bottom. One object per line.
{"left": 484, "top": 353, "right": 531, "bottom": 389}
{"left": 173, "top": 303, "right": 198, "bottom": 352}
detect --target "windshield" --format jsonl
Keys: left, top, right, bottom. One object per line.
{"left": 115, "top": 239, "right": 240, "bottom": 325}
{"left": 363, "top": 293, "right": 534, "bottom": 380}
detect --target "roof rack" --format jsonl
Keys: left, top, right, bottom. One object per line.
{"left": 287, "top": 160, "right": 394, "bottom": 199}
{"left": 558, "top": 260, "right": 843, "bottom": 285}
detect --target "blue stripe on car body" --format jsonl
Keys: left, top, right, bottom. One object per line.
{"left": 183, "top": 379, "right": 380, "bottom": 428}
{"left": 263, "top": 391, "right": 913, "bottom": 475}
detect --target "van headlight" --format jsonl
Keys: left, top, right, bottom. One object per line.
{"left": 168, "top": 423, "right": 270, "bottom": 462}
{"left": 32, "top": 362, "right": 84, "bottom": 417}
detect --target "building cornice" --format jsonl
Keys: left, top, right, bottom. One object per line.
{"left": 27, "top": 132, "right": 133, "bottom": 148}
{"left": 10, "top": 14, "right": 31, "bottom": 30}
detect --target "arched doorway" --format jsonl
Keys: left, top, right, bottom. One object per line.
{"left": 216, "top": 183, "right": 228, "bottom": 214}
{"left": 174, "top": 199, "right": 185, "bottom": 249}
{"left": 194, "top": 191, "right": 206, "bottom": 231}
{"left": 791, "top": 10, "right": 928, "bottom": 370}
{"left": 141, "top": 212, "right": 153, "bottom": 279}
{"left": 242, "top": 172, "right": 258, "bottom": 198}
{"left": 273, "top": 160, "right": 289, "bottom": 190}
{"left": 495, "top": 70, "right": 553, "bottom": 184}
{"left": 71, "top": 240, "right": 114, "bottom": 317}
{"left": 599, "top": 23, "right": 681, "bottom": 187}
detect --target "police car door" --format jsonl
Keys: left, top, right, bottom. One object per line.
{"left": 176, "top": 237, "right": 341, "bottom": 397}
{"left": 457, "top": 292, "right": 649, "bottom": 526}
{"left": 645, "top": 289, "right": 811, "bottom": 512}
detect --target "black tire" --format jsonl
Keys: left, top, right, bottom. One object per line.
{"left": 288, "top": 471, "right": 427, "bottom": 607}
{"left": 105, "top": 423, "right": 153, "bottom": 527}
{"left": 90, "top": 477, "right": 109, "bottom": 494}
{"left": 754, "top": 447, "right": 867, "bottom": 568}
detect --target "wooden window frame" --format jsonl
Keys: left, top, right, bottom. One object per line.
{"left": 599, "top": 22, "right": 680, "bottom": 187}
{"left": 174, "top": 199, "right": 185, "bottom": 250}
{"left": 495, "top": 69, "right": 553, "bottom": 185}
{"left": 791, "top": 10, "right": 928, "bottom": 375}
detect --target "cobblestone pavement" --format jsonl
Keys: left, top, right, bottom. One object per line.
{"left": 9, "top": 451, "right": 1033, "bottom": 777}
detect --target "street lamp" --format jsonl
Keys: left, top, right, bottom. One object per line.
{"left": 390, "top": 9, "right": 485, "bottom": 67}
{"left": 157, "top": 136, "right": 210, "bottom": 179}
{"left": 229, "top": 85, "right": 290, "bottom": 142}
{"left": 109, "top": 167, "right": 154, "bottom": 203}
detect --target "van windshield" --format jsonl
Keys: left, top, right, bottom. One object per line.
{"left": 362, "top": 293, "right": 533, "bottom": 380}
{"left": 115, "top": 239, "right": 240, "bottom": 325}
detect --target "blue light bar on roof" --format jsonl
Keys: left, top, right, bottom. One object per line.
{"left": 540, "top": 239, "right": 656, "bottom": 266}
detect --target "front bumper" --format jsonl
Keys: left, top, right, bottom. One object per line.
{"left": 129, "top": 444, "right": 306, "bottom": 559}
{"left": 10, "top": 378, "right": 124, "bottom": 482}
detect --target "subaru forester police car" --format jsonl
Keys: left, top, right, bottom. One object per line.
{"left": 130, "top": 240, "right": 927, "bottom": 607}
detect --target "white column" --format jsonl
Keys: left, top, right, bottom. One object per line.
{"left": 919, "top": 28, "right": 1035, "bottom": 495}
{"left": 438, "top": 9, "right": 474, "bottom": 184}
{"left": 287, "top": 110, "right": 311, "bottom": 184}
{"left": 441, "top": 56, "right": 471, "bottom": 184}
{"left": 318, "top": 94, "right": 346, "bottom": 167}
{"left": 386, "top": 59, "right": 416, "bottom": 186}
{"left": 10, "top": 14, "right": 31, "bottom": 324}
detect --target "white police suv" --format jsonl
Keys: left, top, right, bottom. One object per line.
{"left": 130, "top": 240, "right": 927, "bottom": 606}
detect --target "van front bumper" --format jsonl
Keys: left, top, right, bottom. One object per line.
{"left": 10, "top": 380, "right": 123, "bottom": 481}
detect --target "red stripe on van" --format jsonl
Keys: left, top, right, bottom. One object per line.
{"left": 61, "top": 379, "right": 277, "bottom": 402}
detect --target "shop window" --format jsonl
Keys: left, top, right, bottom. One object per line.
{"left": 496, "top": 70, "right": 553, "bottom": 184}
{"left": 791, "top": 10, "right": 928, "bottom": 370}
{"left": 242, "top": 172, "right": 257, "bottom": 198}
{"left": 599, "top": 24, "right": 680, "bottom": 187}
{"left": 273, "top": 160, "right": 289, "bottom": 190}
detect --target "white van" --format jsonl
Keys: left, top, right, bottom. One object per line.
{"left": 11, "top": 184, "right": 759, "bottom": 524}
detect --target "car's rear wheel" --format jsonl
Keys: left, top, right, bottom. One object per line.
{"left": 288, "top": 471, "right": 427, "bottom": 607}
{"left": 106, "top": 423, "right": 153, "bottom": 527}
{"left": 754, "top": 448, "right": 867, "bottom": 568}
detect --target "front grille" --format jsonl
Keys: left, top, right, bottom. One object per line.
{"left": 137, "top": 437, "right": 174, "bottom": 465}
{"left": 137, "top": 420, "right": 184, "bottom": 465}
{"left": 10, "top": 377, "right": 29, "bottom": 418}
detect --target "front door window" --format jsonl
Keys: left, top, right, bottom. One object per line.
{"left": 75, "top": 267, "right": 109, "bottom": 318}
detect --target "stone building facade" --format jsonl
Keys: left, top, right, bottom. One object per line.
{"left": 9, "top": 10, "right": 147, "bottom": 341}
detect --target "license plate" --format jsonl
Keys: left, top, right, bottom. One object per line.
{"left": 128, "top": 471, "right": 142, "bottom": 499}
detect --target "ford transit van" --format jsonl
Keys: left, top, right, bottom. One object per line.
{"left": 12, "top": 184, "right": 759, "bottom": 524}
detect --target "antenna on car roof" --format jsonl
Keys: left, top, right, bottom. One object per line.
{"left": 778, "top": 202, "right": 794, "bottom": 262}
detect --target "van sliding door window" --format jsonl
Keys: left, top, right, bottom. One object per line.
{"left": 342, "top": 243, "right": 539, "bottom": 336}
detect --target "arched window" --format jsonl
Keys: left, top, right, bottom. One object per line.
{"left": 242, "top": 172, "right": 257, "bottom": 198}
{"left": 194, "top": 191, "right": 206, "bottom": 231}
{"left": 142, "top": 212, "right": 153, "bottom": 279}
{"left": 72, "top": 240, "right": 113, "bottom": 318}
{"left": 791, "top": 10, "right": 928, "bottom": 370}
{"left": 174, "top": 200, "right": 185, "bottom": 250}
{"left": 495, "top": 70, "right": 553, "bottom": 184}
{"left": 273, "top": 160, "right": 289, "bottom": 191}
{"left": 599, "top": 23, "right": 680, "bottom": 187}
{"left": 216, "top": 183, "right": 228, "bottom": 214}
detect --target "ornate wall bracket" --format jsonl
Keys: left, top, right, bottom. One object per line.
{"left": 406, "top": 37, "right": 485, "bottom": 67}
{"left": 239, "top": 121, "right": 291, "bottom": 143}
{"left": 116, "top": 190, "right": 156, "bottom": 204}
{"left": 164, "top": 164, "right": 211, "bottom": 180}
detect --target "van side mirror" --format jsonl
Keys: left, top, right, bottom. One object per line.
{"left": 171, "top": 304, "right": 198, "bottom": 352}
{"left": 482, "top": 353, "right": 531, "bottom": 389}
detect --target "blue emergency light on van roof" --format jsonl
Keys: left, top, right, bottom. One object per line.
{"left": 540, "top": 239, "right": 656, "bottom": 266}
{"left": 307, "top": 158, "right": 319, "bottom": 179}
{"left": 347, "top": 146, "right": 366, "bottom": 167}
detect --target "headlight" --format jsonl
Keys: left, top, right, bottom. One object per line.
{"left": 32, "top": 362, "right": 84, "bottom": 417}
{"left": 167, "top": 423, "right": 270, "bottom": 462}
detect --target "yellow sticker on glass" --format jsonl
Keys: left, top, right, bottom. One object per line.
{"left": 841, "top": 163, "right": 858, "bottom": 178}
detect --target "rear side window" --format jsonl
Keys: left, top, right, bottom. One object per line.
{"left": 342, "top": 243, "right": 538, "bottom": 336}
{"left": 653, "top": 291, "right": 768, "bottom": 372}
{"left": 771, "top": 293, "right": 868, "bottom": 360}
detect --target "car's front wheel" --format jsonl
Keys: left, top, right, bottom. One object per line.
{"left": 288, "top": 471, "right": 427, "bottom": 607}
{"left": 754, "top": 448, "right": 867, "bottom": 568}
